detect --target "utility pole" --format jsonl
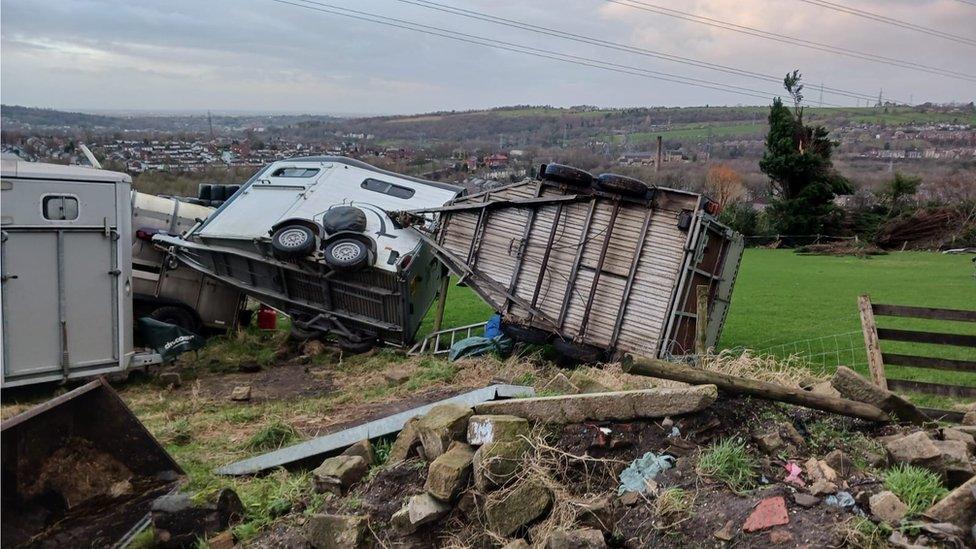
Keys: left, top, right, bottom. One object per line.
{"left": 819, "top": 83, "right": 824, "bottom": 107}
{"left": 876, "top": 89, "right": 883, "bottom": 108}
{"left": 208, "top": 110, "right": 215, "bottom": 142}
{"left": 656, "top": 135, "right": 663, "bottom": 173}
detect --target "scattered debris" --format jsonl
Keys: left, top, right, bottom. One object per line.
{"left": 824, "top": 491, "right": 855, "bottom": 509}
{"left": 713, "top": 519, "right": 735, "bottom": 541}
{"left": 618, "top": 452, "right": 675, "bottom": 495}
{"left": 158, "top": 371, "right": 183, "bottom": 387}
{"left": 742, "top": 496, "right": 789, "bottom": 532}
{"left": 312, "top": 455, "right": 369, "bottom": 495}
{"left": 230, "top": 385, "right": 252, "bottom": 401}
{"left": 543, "top": 527, "right": 607, "bottom": 548}
{"left": 151, "top": 488, "right": 244, "bottom": 548}
{"left": 304, "top": 513, "right": 367, "bottom": 549}
{"left": 425, "top": 442, "right": 475, "bottom": 501}
{"left": 793, "top": 493, "right": 819, "bottom": 508}
{"left": 467, "top": 414, "right": 530, "bottom": 445}
{"left": 416, "top": 403, "right": 473, "bottom": 460}
{"left": 804, "top": 458, "right": 839, "bottom": 496}
{"left": 870, "top": 490, "right": 909, "bottom": 524}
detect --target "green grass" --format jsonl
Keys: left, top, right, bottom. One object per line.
{"left": 883, "top": 464, "right": 947, "bottom": 516}
{"left": 696, "top": 437, "right": 756, "bottom": 492}
{"left": 247, "top": 420, "right": 299, "bottom": 451}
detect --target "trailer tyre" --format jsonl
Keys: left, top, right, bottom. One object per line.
{"left": 324, "top": 238, "right": 370, "bottom": 271}
{"left": 149, "top": 305, "right": 200, "bottom": 334}
{"left": 595, "top": 173, "right": 650, "bottom": 197}
{"left": 501, "top": 323, "right": 552, "bottom": 345}
{"left": 336, "top": 335, "right": 375, "bottom": 354}
{"left": 271, "top": 225, "right": 316, "bottom": 259}
{"left": 539, "top": 163, "right": 593, "bottom": 188}
{"left": 553, "top": 339, "right": 604, "bottom": 364}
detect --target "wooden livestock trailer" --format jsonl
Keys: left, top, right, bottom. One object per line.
{"left": 405, "top": 164, "right": 744, "bottom": 361}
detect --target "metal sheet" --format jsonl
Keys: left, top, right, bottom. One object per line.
{"left": 216, "top": 384, "right": 535, "bottom": 475}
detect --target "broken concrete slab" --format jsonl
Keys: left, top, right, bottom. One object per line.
{"left": 544, "top": 528, "right": 607, "bottom": 548}
{"left": 407, "top": 493, "right": 451, "bottom": 526}
{"left": 473, "top": 439, "right": 532, "bottom": 491}
{"left": 484, "top": 480, "right": 552, "bottom": 536}
{"left": 467, "top": 415, "right": 530, "bottom": 446}
{"left": 473, "top": 386, "right": 717, "bottom": 423}
{"left": 425, "top": 442, "right": 475, "bottom": 502}
{"left": 304, "top": 514, "right": 367, "bottom": 549}
{"left": 312, "top": 455, "right": 368, "bottom": 495}
{"left": 885, "top": 431, "right": 944, "bottom": 472}
{"left": 542, "top": 373, "right": 579, "bottom": 395}
{"left": 869, "top": 490, "right": 908, "bottom": 524}
{"left": 830, "top": 366, "right": 928, "bottom": 424}
{"left": 416, "top": 403, "right": 473, "bottom": 460}
{"left": 341, "top": 439, "right": 375, "bottom": 466}
{"left": 923, "top": 476, "right": 976, "bottom": 532}
{"left": 742, "top": 496, "right": 789, "bottom": 532}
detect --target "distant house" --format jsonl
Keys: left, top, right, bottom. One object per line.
{"left": 484, "top": 153, "right": 509, "bottom": 169}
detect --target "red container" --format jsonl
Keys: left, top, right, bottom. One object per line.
{"left": 256, "top": 306, "right": 277, "bottom": 331}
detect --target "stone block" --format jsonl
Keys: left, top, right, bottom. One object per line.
{"left": 415, "top": 403, "right": 473, "bottom": 460}
{"left": 304, "top": 514, "right": 367, "bottom": 549}
{"left": 484, "top": 480, "right": 552, "bottom": 536}
{"left": 467, "top": 415, "right": 531, "bottom": 445}
{"left": 425, "top": 442, "right": 475, "bottom": 501}
{"left": 313, "top": 455, "right": 368, "bottom": 495}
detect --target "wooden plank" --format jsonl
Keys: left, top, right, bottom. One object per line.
{"left": 578, "top": 200, "right": 621, "bottom": 338}
{"left": 872, "top": 303, "right": 976, "bottom": 323}
{"left": 610, "top": 208, "right": 653, "bottom": 348}
{"left": 695, "top": 285, "right": 709, "bottom": 356}
{"left": 882, "top": 353, "right": 976, "bottom": 372}
{"left": 858, "top": 295, "right": 888, "bottom": 390}
{"left": 886, "top": 378, "right": 976, "bottom": 399}
{"left": 876, "top": 328, "right": 976, "bottom": 348}
{"left": 557, "top": 199, "right": 598, "bottom": 329}
{"left": 918, "top": 408, "right": 966, "bottom": 423}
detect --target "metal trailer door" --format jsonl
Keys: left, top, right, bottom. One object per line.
{"left": 706, "top": 230, "right": 744, "bottom": 349}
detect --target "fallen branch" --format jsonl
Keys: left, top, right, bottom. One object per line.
{"left": 622, "top": 357, "right": 890, "bottom": 423}
{"left": 830, "top": 366, "right": 929, "bottom": 425}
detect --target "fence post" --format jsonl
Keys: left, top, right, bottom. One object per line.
{"left": 858, "top": 294, "right": 888, "bottom": 390}
{"left": 696, "top": 285, "right": 709, "bottom": 357}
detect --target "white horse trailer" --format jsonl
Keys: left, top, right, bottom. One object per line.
{"left": 0, "top": 160, "right": 145, "bottom": 387}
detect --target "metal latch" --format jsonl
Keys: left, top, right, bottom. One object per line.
{"left": 108, "top": 269, "right": 122, "bottom": 276}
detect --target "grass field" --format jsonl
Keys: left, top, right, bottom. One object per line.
{"left": 419, "top": 249, "right": 976, "bottom": 406}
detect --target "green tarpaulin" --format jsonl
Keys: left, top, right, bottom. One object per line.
{"left": 137, "top": 317, "right": 206, "bottom": 362}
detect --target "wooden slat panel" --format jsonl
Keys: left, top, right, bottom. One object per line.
{"left": 887, "top": 378, "right": 976, "bottom": 399}
{"left": 877, "top": 328, "right": 976, "bottom": 347}
{"left": 882, "top": 353, "right": 976, "bottom": 372}
{"left": 873, "top": 303, "right": 976, "bottom": 322}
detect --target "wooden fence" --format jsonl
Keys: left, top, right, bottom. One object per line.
{"left": 858, "top": 295, "right": 976, "bottom": 420}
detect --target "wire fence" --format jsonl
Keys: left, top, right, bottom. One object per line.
{"left": 749, "top": 330, "right": 868, "bottom": 374}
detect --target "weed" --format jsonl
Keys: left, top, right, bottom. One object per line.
{"left": 697, "top": 437, "right": 756, "bottom": 492}
{"left": 513, "top": 372, "right": 536, "bottom": 386}
{"left": 403, "top": 359, "right": 457, "bottom": 391}
{"left": 220, "top": 406, "right": 263, "bottom": 425}
{"left": 884, "top": 464, "right": 947, "bottom": 516}
{"left": 342, "top": 496, "right": 364, "bottom": 510}
{"left": 372, "top": 439, "right": 393, "bottom": 466}
{"left": 653, "top": 488, "right": 694, "bottom": 530}
{"left": 247, "top": 420, "right": 298, "bottom": 451}
{"left": 165, "top": 418, "right": 193, "bottom": 446}
{"left": 843, "top": 516, "right": 891, "bottom": 549}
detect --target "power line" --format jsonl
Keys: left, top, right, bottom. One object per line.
{"left": 607, "top": 0, "right": 976, "bottom": 82}
{"left": 271, "top": 0, "right": 828, "bottom": 104}
{"left": 397, "top": 0, "right": 898, "bottom": 104}
{"left": 954, "top": 0, "right": 976, "bottom": 6}
{"left": 797, "top": 0, "right": 976, "bottom": 47}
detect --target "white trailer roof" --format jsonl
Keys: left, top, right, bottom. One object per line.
{"left": 1, "top": 159, "right": 131, "bottom": 184}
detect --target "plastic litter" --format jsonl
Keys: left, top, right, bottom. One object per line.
{"left": 448, "top": 334, "right": 514, "bottom": 361}
{"left": 668, "top": 426, "right": 681, "bottom": 438}
{"left": 617, "top": 452, "right": 675, "bottom": 495}
{"left": 483, "top": 313, "right": 502, "bottom": 339}
{"left": 784, "top": 462, "right": 804, "bottom": 487}
{"left": 825, "top": 491, "right": 855, "bottom": 509}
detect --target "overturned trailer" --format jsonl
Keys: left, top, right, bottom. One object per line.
{"left": 405, "top": 164, "right": 744, "bottom": 361}
{"left": 155, "top": 156, "right": 463, "bottom": 349}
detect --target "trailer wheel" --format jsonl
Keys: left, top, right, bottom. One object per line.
{"left": 336, "top": 335, "right": 375, "bottom": 354}
{"left": 149, "top": 305, "right": 200, "bottom": 334}
{"left": 271, "top": 225, "right": 316, "bottom": 259}
{"left": 539, "top": 163, "right": 594, "bottom": 188}
{"left": 553, "top": 339, "right": 604, "bottom": 364}
{"left": 501, "top": 322, "right": 552, "bottom": 345}
{"left": 324, "top": 238, "right": 370, "bottom": 271}
{"left": 595, "top": 173, "right": 650, "bottom": 197}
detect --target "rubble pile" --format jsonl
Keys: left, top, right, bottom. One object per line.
{"left": 292, "top": 366, "right": 976, "bottom": 549}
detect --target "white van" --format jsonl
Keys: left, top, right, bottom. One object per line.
{"left": 155, "top": 156, "right": 463, "bottom": 350}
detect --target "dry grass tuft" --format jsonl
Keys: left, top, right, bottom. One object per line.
{"left": 701, "top": 349, "right": 827, "bottom": 388}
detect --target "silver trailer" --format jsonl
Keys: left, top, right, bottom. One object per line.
{"left": 0, "top": 160, "right": 140, "bottom": 387}
{"left": 155, "top": 156, "right": 463, "bottom": 349}
{"left": 131, "top": 191, "right": 246, "bottom": 334}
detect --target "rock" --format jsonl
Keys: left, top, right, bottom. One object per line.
{"left": 809, "top": 381, "right": 841, "bottom": 398}
{"left": 302, "top": 339, "right": 328, "bottom": 356}
{"left": 473, "top": 386, "right": 718, "bottom": 423}
{"left": 754, "top": 431, "right": 785, "bottom": 454}
{"left": 962, "top": 410, "right": 976, "bottom": 426}
{"left": 804, "top": 458, "right": 839, "bottom": 496}
{"left": 158, "top": 372, "right": 182, "bottom": 388}
{"left": 869, "top": 490, "right": 908, "bottom": 524}
{"left": 473, "top": 439, "right": 531, "bottom": 491}
{"left": 768, "top": 529, "right": 793, "bottom": 544}
{"left": 391, "top": 506, "right": 417, "bottom": 535}
{"left": 407, "top": 492, "right": 451, "bottom": 526}
{"left": 569, "top": 371, "right": 613, "bottom": 394}
{"left": 618, "top": 491, "right": 641, "bottom": 506}
{"left": 933, "top": 439, "right": 974, "bottom": 486}
{"left": 342, "top": 440, "right": 376, "bottom": 466}
{"left": 456, "top": 491, "right": 484, "bottom": 522}
{"left": 151, "top": 489, "right": 244, "bottom": 548}
{"left": 824, "top": 449, "right": 856, "bottom": 478}
{"left": 885, "top": 431, "right": 944, "bottom": 472}
{"left": 954, "top": 425, "right": 976, "bottom": 437}
{"left": 388, "top": 417, "right": 422, "bottom": 464}
{"left": 502, "top": 540, "right": 531, "bottom": 549}
{"left": 781, "top": 423, "right": 806, "bottom": 448}
{"left": 484, "top": 480, "right": 552, "bottom": 536}
{"left": 382, "top": 366, "right": 412, "bottom": 385}
{"left": 426, "top": 442, "right": 475, "bottom": 501}
{"left": 742, "top": 496, "right": 789, "bottom": 533}
{"left": 830, "top": 366, "right": 926, "bottom": 424}
{"left": 312, "top": 455, "right": 368, "bottom": 495}
{"left": 109, "top": 479, "right": 133, "bottom": 498}
{"left": 230, "top": 386, "right": 251, "bottom": 401}
{"left": 943, "top": 428, "right": 976, "bottom": 455}
{"left": 924, "top": 477, "right": 976, "bottom": 532}
{"left": 415, "top": 404, "right": 473, "bottom": 460}
{"left": 304, "top": 514, "right": 367, "bottom": 549}
{"left": 577, "top": 497, "right": 614, "bottom": 532}
{"left": 713, "top": 520, "right": 735, "bottom": 541}
{"left": 544, "top": 528, "right": 607, "bottom": 548}
{"left": 542, "top": 373, "right": 579, "bottom": 395}
{"left": 793, "top": 493, "right": 820, "bottom": 508}
{"left": 467, "top": 415, "right": 531, "bottom": 446}
{"left": 208, "top": 531, "right": 234, "bottom": 549}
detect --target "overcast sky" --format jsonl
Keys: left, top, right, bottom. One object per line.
{"left": 2, "top": 0, "right": 974, "bottom": 115}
